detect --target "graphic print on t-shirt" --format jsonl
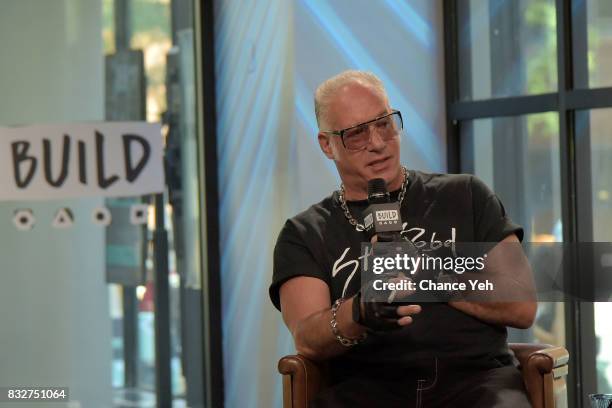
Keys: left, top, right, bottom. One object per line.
{"left": 332, "top": 223, "right": 458, "bottom": 298}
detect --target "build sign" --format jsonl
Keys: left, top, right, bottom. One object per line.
{"left": 0, "top": 122, "right": 164, "bottom": 201}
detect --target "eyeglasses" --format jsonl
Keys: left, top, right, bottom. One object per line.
{"left": 321, "top": 110, "right": 403, "bottom": 151}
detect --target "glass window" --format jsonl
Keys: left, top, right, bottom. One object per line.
{"left": 580, "top": 107, "right": 612, "bottom": 393}
{"left": 105, "top": 0, "right": 204, "bottom": 405}
{"left": 457, "top": 0, "right": 558, "bottom": 101}
{"left": 573, "top": 0, "right": 612, "bottom": 89}
{"left": 460, "top": 112, "right": 565, "bottom": 345}
{"left": 0, "top": 1, "right": 203, "bottom": 407}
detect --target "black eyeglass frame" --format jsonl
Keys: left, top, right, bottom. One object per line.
{"left": 320, "top": 109, "right": 403, "bottom": 151}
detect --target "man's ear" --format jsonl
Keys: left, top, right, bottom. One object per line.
{"left": 318, "top": 132, "right": 336, "bottom": 160}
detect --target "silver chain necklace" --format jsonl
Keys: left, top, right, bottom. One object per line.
{"left": 338, "top": 166, "right": 409, "bottom": 231}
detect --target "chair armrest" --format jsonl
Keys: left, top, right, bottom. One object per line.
{"left": 278, "top": 355, "right": 324, "bottom": 408}
{"left": 509, "top": 343, "right": 569, "bottom": 408}
{"left": 510, "top": 343, "right": 569, "bottom": 372}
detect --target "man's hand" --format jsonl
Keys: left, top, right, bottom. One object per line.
{"left": 352, "top": 273, "right": 420, "bottom": 331}
{"left": 358, "top": 236, "right": 421, "bottom": 331}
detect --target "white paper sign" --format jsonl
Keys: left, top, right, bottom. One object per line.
{"left": 0, "top": 122, "right": 164, "bottom": 201}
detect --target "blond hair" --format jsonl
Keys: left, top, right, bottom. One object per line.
{"left": 314, "top": 70, "right": 389, "bottom": 129}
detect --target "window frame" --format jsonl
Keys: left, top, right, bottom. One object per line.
{"left": 196, "top": 0, "right": 224, "bottom": 407}
{"left": 444, "top": 1, "right": 612, "bottom": 407}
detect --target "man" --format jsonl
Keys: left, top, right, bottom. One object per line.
{"left": 269, "top": 70, "right": 536, "bottom": 407}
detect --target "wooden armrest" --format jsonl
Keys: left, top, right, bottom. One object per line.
{"left": 509, "top": 343, "right": 569, "bottom": 408}
{"left": 510, "top": 343, "right": 569, "bottom": 374}
{"left": 278, "top": 355, "right": 324, "bottom": 408}
{"left": 278, "top": 354, "right": 322, "bottom": 379}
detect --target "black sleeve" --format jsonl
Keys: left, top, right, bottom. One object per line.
{"left": 470, "top": 175, "right": 524, "bottom": 242}
{"left": 269, "top": 219, "right": 330, "bottom": 311}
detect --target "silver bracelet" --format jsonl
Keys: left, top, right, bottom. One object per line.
{"left": 330, "top": 298, "right": 367, "bottom": 347}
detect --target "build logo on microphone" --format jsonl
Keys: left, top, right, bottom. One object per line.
{"left": 375, "top": 209, "right": 399, "bottom": 225}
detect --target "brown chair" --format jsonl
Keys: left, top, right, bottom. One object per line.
{"left": 278, "top": 343, "right": 569, "bottom": 408}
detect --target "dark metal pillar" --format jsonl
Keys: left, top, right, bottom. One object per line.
{"left": 113, "top": 0, "right": 139, "bottom": 391}
{"left": 153, "top": 192, "right": 172, "bottom": 407}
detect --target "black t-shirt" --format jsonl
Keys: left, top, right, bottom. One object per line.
{"left": 269, "top": 170, "right": 523, "bottom": 382}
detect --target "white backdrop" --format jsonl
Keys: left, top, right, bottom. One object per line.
{"left": 214, "top": 1, "right": 446, "bottom": 406}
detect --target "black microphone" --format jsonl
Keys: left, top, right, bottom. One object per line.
{"left": 362, "top": 178, "right": 403, "bottom": 242}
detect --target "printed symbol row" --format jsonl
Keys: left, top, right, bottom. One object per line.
{"left": 13, "top": 204, "right": 149, "bottom": 230}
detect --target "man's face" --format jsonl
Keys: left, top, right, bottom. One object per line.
{"left": 318, "top": 82, "right": 402, "bottom": 191}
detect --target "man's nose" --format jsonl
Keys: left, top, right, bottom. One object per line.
{"left": 367, "top": 126, "right": 386, "bottom": 151}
